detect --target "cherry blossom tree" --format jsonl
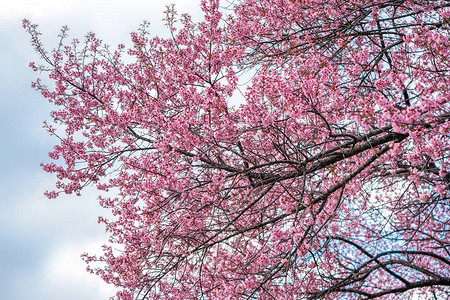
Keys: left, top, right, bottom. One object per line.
{"left": 25, "top": 0, "right": 450, "bottom": 299}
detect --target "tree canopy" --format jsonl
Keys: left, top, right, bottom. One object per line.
{"left": 25, "top": 0, "right": 450, "bottom": 299}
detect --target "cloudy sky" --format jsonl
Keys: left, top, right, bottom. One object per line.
{"left": 0, "top": 1, "right": 201, "bottom": 299}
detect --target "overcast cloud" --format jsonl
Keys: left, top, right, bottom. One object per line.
{"left": 0, "top": 1, "right": 200, "bottom": 299}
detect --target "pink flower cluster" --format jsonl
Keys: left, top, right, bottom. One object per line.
{"left": 25, "top": 0, "right": 450, "bottom": 298}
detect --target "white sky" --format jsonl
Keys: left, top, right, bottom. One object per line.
{"left": 0, "top": 1, "right": 201, "bottom": 299}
